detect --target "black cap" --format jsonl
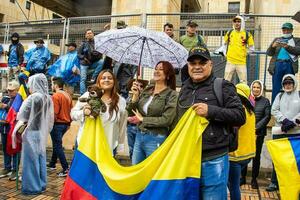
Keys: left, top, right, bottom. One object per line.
{"left": 34, "top": 38, "right": 44, "bottom": 44}
{"left": 186, "top": 20, "right": 198, "bottom": 27}
{"left": 116, "top": 20, "right": 127, "bottom": 29}
{"left": 11, "top": 32, "right": 19, "bottom": 39}
{"left": 187, "top": 46, "right": 211, "bottom": 61}
{"left": 65, "top": 42, "right": 77, "bottom": 48}
{"left": 283, "top": 77, "right": 294, "bottom": 85}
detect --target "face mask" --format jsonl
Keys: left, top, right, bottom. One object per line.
{"left": 282, "top": 33, "right": 292, "bottom": 38}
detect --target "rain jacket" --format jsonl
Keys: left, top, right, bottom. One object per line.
{"left": 229, "top": 83, "right": 256, "bottom": 162}
{"left": 25, "top": 46, "right": 51, "bottom": 73}
{"left": 13, "top": 73, "right": 54, "bottom": 153}
{"left": 271, "top": 74, "right": 300, "bottom": 134}
{"left": 48, "top": 50, "right": 80, "bottom": 86}
{"left": 250, "top": 80, "right": 271, "bottom": 136}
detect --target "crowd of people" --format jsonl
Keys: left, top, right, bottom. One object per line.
{"left": 0, "top": 15, "right": 298, "bottom": 199}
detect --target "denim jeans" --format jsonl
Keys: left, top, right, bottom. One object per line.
{"left": 132, "top": 130, "right": 167, "bottom": 165}
{"left": 127, "top": 124, "right": 138, "bottom": 159}
{"left": 80, "top": 59, "right": 104, "bottom": 94}
{"left": 271, "top": 60, "right": 294, "bottom": 103}
{"left": 22, "top": 131, "right": 47, "bottom": 195}
{"left": 200, "top": 154, "right": 229, "bottom": 200}
{"left": 228, "top": 159, "right": 251, "bottom": 200}
{"left": 49, "top": 124, "right": 69, "bottom": 170}
{"left": 1, "top": 125, "right": 20, "bottom": 171}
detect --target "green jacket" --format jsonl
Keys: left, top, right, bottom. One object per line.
{"left": 127, "top": 85, "right": 178, "bottom": 135}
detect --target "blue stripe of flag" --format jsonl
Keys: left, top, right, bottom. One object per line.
{"left": 289, "top": 136, "right": 300, "bottom": 174}
{"left": 69, "top": 150, "right": 200, "bottom": 200}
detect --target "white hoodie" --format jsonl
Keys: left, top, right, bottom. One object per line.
{"left": 271, "top": 74, "right": 300, "bottom": 134}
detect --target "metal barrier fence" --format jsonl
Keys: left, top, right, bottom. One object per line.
{"left": 0, "top": 13, "right": 299, "bottom": 93}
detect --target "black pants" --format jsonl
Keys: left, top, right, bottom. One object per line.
{"left": 241, "top": 135, "right": 265, "bottom": 180}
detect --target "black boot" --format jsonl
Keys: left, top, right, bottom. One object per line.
{"left": 251, "top": 179, "right": 258, "bottom": 189}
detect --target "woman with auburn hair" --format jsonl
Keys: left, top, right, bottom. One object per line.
{"left": 127, "top": 61, "right": 178, "bottom": 165}
{"left": 71, "top": 69, "right": 127, "bottom": 154}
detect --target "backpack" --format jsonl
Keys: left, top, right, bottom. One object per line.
{"left": 226, "top": 29, "right": 249, "bottom": 54}
{"left": 227, "top": 29, "right": 249, "bottom": 44}
{"left": 213, "top": 78, "right": 239, "bottom": 152}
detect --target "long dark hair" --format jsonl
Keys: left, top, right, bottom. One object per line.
{"left": 156, "top": 61, "right": 176, "bottom": 90}
{"left": 238, "top": 94, "right": 254, "bottom": 115}
{"left": 96, "top": 69, "right": 119, "bottom": 119}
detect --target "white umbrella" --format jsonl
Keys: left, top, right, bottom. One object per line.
{"left": 94, "top": 26, "right": 188, "bottom": 70}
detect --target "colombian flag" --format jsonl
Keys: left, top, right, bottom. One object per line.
{"left": 6, "top": 84, "right": 28, "bottom": 155}
{"left": 267, "top": 136, "right": 300, "bottom": 200}
{"left": 61, "top": 108, "right": 208, "bottom": 200}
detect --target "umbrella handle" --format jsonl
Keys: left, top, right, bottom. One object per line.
{"left": 137, "top": 37, "right": 146, "bottom": 79}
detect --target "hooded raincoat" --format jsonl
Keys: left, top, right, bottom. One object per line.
{"left": 15, "top": 73, "right": 54, "bottom": 195}
{"left": 271, "top": 74, "right": 300, "bottom": 135}
{"left": 48, "top": 50, "right": 80, "bottom": 86}
{"left": 25, "top": 46, "right": 51, "bottom": 74}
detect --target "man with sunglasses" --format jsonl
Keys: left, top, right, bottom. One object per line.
{"left": 174, "top": 46, "right": 245, "bottom": 199}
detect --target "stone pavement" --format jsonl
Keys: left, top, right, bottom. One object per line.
{"left": 0, "top": 154, "right": 280, "bottom": 200}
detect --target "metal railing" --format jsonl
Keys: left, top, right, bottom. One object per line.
{"left": 0, "top": 13, "right": 298, "bottom": 94}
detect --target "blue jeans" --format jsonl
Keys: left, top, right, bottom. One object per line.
{"left": 200, "top": 154, "right": 229, "bottom": 200}
{"left": 132, "top": 130, "right": 167, "bottom": 165}
{"left": 228, "top": 159, "right": 251, "bottom": 200}
{"left": 271, "top": 60, "right": 294, "bottom": 103}
{"left": 49, "top": 124, "right": 69, "bottom": 170}
{"left": 127, "top": 124, "right": 138, "bottom": 159}
{"left": 22, "top": 131, "right": 47, "bottom": 195}
{"left": 1, "top": 126, "right": 20, "bottom": 171}
{"left": 80, "top": 59, "right": 104, "bottom": 94}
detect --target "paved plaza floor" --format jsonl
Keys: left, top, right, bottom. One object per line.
{"left": 0, "top": 154, "right": 280, "bottom": 200}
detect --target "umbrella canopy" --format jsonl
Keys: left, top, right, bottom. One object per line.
{"left": 94, "top": 26, "right": 188, "bottom": 69}
{"left": 292, "top": 11, "right": 300, "bottom": 23}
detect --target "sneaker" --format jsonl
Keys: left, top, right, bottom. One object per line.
{"left": 47, "top": 163, "right": 56, "bottom": 171}
{"left": 251, "top": 179, "right": 258, "bottom": 189}
{"left": 8, "top": 170, "right": 17, "bottom": 181}
{"left": 19, "top": 176, "right": 22, "bottom": 182}
{"left": 0, "top": 169, "right": 12, "bottom": 178}
{"left": 57, "top": 169, "right": 68, "bottom": 177}
{"left": 266, "top": 183, "right": 278, "bottom": 192}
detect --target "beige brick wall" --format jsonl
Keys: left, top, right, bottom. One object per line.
{"left": 0, "top": 0, "right": 57, "bottom": 22}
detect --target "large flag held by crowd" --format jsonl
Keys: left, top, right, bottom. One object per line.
{"left": 6, "top": 83, "right": 28, "bottom": 155}
{"left": 267, "top": 136, "right": 300, "bottom": 200}
{"left": 61, "top": 108, "right": 208, "bottom": 200}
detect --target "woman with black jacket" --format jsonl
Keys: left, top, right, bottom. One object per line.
{"left": 241, "top": 80, "right": 271, "bottom": 189}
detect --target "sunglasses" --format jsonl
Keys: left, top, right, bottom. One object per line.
{"left": 283, "top": 81, "right": 294, "bottom": 85}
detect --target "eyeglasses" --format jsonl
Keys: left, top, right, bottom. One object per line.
{"left": 283, "top": 81, "right": 294, "bottom": 85}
